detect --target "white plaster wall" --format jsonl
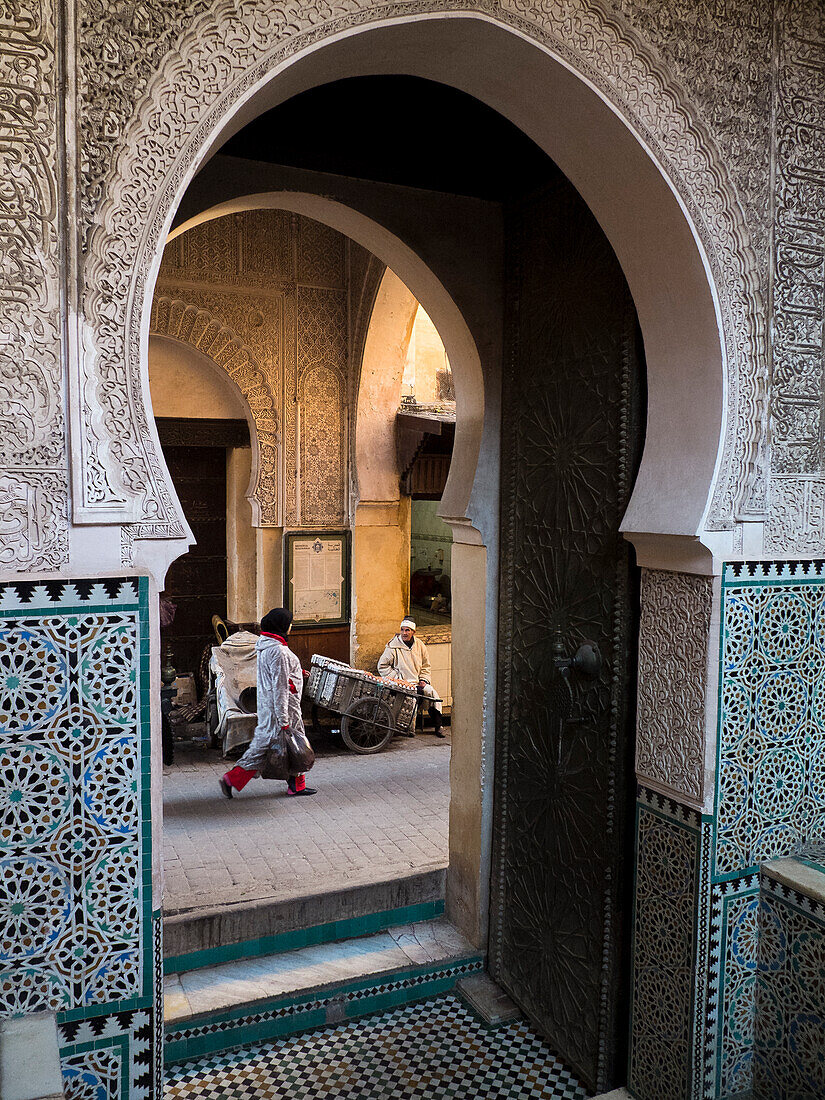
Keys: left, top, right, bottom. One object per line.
{"left": 149, "top": 337, "right": 250, "bottom": 420}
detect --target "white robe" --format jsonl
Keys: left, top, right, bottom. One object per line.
{"left": 377, "top": 634, "right": 442, "bottom": 714}
{"left": 236, "top": 634, "right": 306, "bottom": 771}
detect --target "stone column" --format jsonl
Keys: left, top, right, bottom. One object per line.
{"left": 446, "top": 540, "right": 489, "bottom": 948}
{"left": 226, "top": 447, "right": 257, "bottom": 623}
{"left": 351, "top": 500, "right": 411, "bottom": 671}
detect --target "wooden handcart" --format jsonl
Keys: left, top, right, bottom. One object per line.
{"left": 304, "top": 655, "right": 439, "bottom": 754}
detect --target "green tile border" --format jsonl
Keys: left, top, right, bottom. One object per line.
{"left": 164, "top": 898, "right": 446, "bottom": 975}
{"left": 164, "top": 953, "right": 483, "bottom": 1064}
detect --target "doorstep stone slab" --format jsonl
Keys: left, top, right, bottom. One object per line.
{"left": 762, "top": 855, "right": 825, "bottom": 905}
{"left": 166, "top": 917, "right": 475, "bottom": 1023}
{"left": 388, "top": 918, "right": 472, "bottom": 964}
{"left": 164, "top": 866, "right": 446, "bottom": 959}
{"left": 455, "top": 973, "right": 520, "bottom": 1025}
{"left": 163, "top": 974, "right": 192, "bottom": 1022}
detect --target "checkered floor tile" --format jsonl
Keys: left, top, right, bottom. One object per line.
{"left": 165, "top": 994, "right": 591, "bottom": 1098}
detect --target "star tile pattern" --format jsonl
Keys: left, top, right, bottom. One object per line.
{"left": 0, "top": 578, "right": 155, "bottom": 1100}
{"left": 628, "top": 789, "right": 701, "bottom": 1100}
{"left": 716, "top": 561, "right": 825, "bottom": 878}
{"left": 165, "top": 994, "right": 590, "bottom": 1100}
{"left": 704, "top": 561, "right": 825, "bottom": 1099}
{"left": 711, "top": 876, "right": 761, "bottom": 1097}
{"left": 754, "top": 875, "right": 825, "bottom": 1098}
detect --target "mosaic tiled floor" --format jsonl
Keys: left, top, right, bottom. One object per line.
{"left": 165, "top": 994, "right": 590, "bottom": 1099}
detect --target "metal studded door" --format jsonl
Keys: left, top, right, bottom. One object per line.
{"left": 491, "top": 174, "right": 645, "bottom": 1093}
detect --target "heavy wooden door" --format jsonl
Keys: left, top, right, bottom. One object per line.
{"left": 491, "top": 175, "right": 645, "bottom": 1093}
{"left": 162, "top": 445, "right": 228, "bottom": 678}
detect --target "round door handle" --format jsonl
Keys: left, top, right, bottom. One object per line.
{"left": 570, "top": 641, "right": 601, "bottom": 678}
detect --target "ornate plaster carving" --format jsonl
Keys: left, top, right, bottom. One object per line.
{"left": 0, "top": 471, "right": 68, "bottom": 572}
{"left": 74, "top": 0, "right": 764, "bottom": 545}
{"left": 0, "top": 0, "right": 68, "bottom": 571}
{"left": 764, "top": 2, "right": 825, "bottom": 553}
{"left": 300, "top": 366, "right": 345, "bottom": 525}
{"left": 163, "top": 209, "right": 294, "bottom": 286}
{"left": 611, "top": 0, "right": 773, "bottom": 282}
{"left": 765, "top": 477, "right": 825, "bottom": 556}
{"left": 297, "top": 217, "right": 346, "bottom": 289}
{"left": 498, "top": 0, "right": 765, "bottom": 527}
{"left": 147, "top": 211, "right": 352, "bottom": 530}
{"left": 149, "top": 294, "right": 280, "bottom": 525}
{"left": 292, "top": 286, "right": 348, "bottom": 525}
{"left": 636, "top": 569, "right": 713, "bottom": 805}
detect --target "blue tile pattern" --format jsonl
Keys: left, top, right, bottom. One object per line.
{"left": 717, "top": 562, "right": 825, "bottom": 879}
{"left": 755, "top": 874, "right": 825, "bottom": 1099}
{"left": 165, "top": 993, "right": 590, "bottom": 1099}
{"left": 696, "top": 561, "right": 825, "bottom": 1100}
{"left": 0, "top": 577, "right": 155, "bottom": 1099}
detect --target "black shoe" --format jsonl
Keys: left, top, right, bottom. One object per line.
{"left": 287, "top": 781, "right": 318, "bottom": 796}
{"left": 219, "top": 777, "right": 234, "bottom": 799}
{"left": 432, "top": 726, "right": 446, "bottom": 739}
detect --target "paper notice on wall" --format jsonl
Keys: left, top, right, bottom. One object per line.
{"left": 291, "top": 537, "right": 344, "bottom": 621}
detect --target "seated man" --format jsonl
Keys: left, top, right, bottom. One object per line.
{"left": 378, "top": 617, "right": 444, "bottom": 737}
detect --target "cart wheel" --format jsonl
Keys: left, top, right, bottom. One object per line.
{"left": 341, "top": 697, "right": 394, "bottom": 754}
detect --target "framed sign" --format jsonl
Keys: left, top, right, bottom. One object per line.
{"left": 285, "top": 531, "right": 350, "bottom": 626}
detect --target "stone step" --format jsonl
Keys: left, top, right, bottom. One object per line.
{"left": 164, "top": 865, "right": 446, "bottom": 974}
{"left": 164, "top": 916, "right": 483, "bottom": 1064}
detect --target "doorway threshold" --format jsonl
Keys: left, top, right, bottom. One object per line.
{"left": 164, "top": 866, "right": 446, "bottom": 973}
{"left": 164, "top": 916, "right": 482, "bottom": 1064}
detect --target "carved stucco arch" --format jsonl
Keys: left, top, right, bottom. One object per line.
{"left": 149, "top": 296, "right": 279, "bottom": 526}
{"left": 74, "top": 2, "right": 764, "bottom": 571}
{"left": 167, "top": 191, "right": 485, "bottom": 554}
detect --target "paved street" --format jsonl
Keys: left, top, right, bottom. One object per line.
{"left": 162, "top": 733, "right": 450, "bottom": 916}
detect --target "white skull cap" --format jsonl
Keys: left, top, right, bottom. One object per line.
{"left": 400, "top": 617, "right": 416, "bottom": 631}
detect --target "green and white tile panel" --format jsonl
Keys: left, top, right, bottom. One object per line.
{"left": 0, "top": 577, "right": 156, "bottom": 1099}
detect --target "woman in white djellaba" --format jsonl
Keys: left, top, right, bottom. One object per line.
{"left": 220, "top": 607, "right": 317, "bottom": 798}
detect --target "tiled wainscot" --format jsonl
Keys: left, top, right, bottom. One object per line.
{"left": 0, "top": 578, "right": 157, "bottom": 1099}
{"left": 630, "top": 562, "right": 825, "bottom": 1100}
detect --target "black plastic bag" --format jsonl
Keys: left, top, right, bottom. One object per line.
{"left": 259, "top": 730, "right": 289, "bottom": 780}
{"left": 285, "top": 726, "right": 315, "bottom": 775}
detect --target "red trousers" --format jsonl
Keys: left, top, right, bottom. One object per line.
{"left": 224, "top": 766, "right": 305, "bottom": 792}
